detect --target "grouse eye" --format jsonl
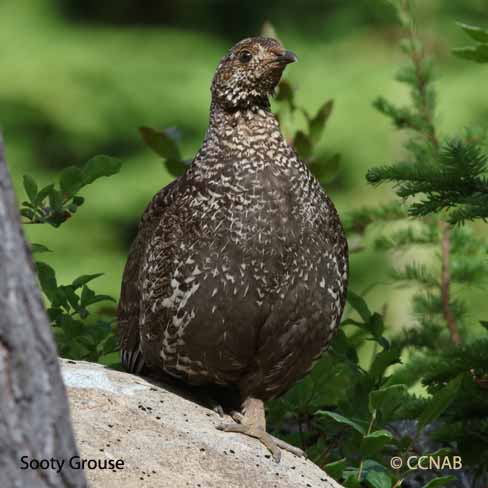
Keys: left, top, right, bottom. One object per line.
{"left": 239, "top": 50, "right": 252, "bottom": 64}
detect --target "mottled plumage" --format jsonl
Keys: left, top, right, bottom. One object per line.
{"left": 118, "top": 37, "right": 348, "bottom": 461}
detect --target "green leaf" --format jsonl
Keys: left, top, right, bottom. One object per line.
{"left": 369, "top": 384, "right": 407, "bottom": 416}
{"left": 21, "top": 208, "right": 35, "bottom": 220}
{"left": 80, "top": 285, "right": 115, "bottom": 307}
{"left": 98, "top": 352, "right": 121, "bottom": 367}
{"left": 82, "top": 155, "right": 122, "bottom": 185}
{"left": 85, "top": 294, "right": 116, "bottom": 306}
{"left": 60, "top": 166, "right": 84, "bottom": 196}
{"left": 369, "top": 348, "right": 401, "bottom": 382}
{"left": 360, "top": 430, "right": 393, "bottom": 457}
{"left": 309, "top": 153, "right": 341, "bottom": 183}
{"left": 31, "top": 243, "right": 52, "bottom": 254}
{"left": 330, "top": 329, "right": 359, "bottom": 364}
{"left": 35, "top": 184, "right": 55, "bottom": 206}
{"left": 80, "top": 285, "right": 95, "bottom": 307}
{"left": 72, "top": 274, "right": 104, "bottom": 290}
{"left": 418, "top": 375, "right": 463, "bottom": 432}
{"left": 101, "top": 334, "right": 118, "bottom": 355}
{"left": 66, "top": 339, "right": 90, "bottom": 359}
{"left": 366, "top": 313, "right": 386, "bottom": 339}
{"left": 139, "top": 126, "right": 182, "bottom": 161}
{"left": 72, "top": 195, "right": 85, "bottom": 207}
{"left": 422, "top": 476, "right": 457, "bottom": 488}
{"left": 23, "top": 175, "right": 38, "bottom": 204}
{"left": 324, "top": 458, "right": 347, "bottom": 481}
{"left": 48, "top": 189, "right": 64, "bottom": 212}
{"left": 316, "top": 410, "right": 366, "bottom": 434}
{"left": 309, "top": 99, "right": 334, "bottom": 144}
{"left": 452, "top": 45, "right": 488, "bottom": 63}
{"left": 275, "top": 80, "right": 295, "bottom": 110}
{"left": 365, "top": 471, "right": 392, "bottom": 488}
{"left": 164, "top": 158, "right": 189, "bottom": 178}
{"left": 35, "top": 261, "right": 58, "bottom": 302}
{"left": 344, "top": 475, "right": 361, "bottom": 488}
{"left": 347, "top": 290, "right": 372, "bottom": 322}
{"left": 458, "top": 22, "right": 488, "bottom": 43}
{"left": 293, "top": 131, "right": 313, "bottom": 160}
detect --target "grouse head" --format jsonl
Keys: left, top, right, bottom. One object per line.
{"left": 211, "top": 36, "right": 297, "bottom": 111}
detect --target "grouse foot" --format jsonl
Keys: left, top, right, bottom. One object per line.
{"left": 216, "top": 397, "right": 305, "bottom": 462}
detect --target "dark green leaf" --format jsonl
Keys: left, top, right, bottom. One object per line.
{"left": 48, "top": 189, "right": 64, "bottom": 212}
{"left": 480, "top": 320, "right": 488, "bottom": 332}
{"left": 316, "top": 410, "right": 366, "bottom": 434}
{"left": 80, "top": 285, "right": 95, "bottom": 307}
{"left": 31, "top": 243, "right": 52, "bottom": 254}
{"left": 293, "top": 131, "right": 313, "bottom": 160}
{"left": 23, "top": 175, "right": 38, "bottom": 203}
{"left": 82, "top": 155, "right": 122, "bottom": 185}
{"left": 21, "top": 208, "right": 35, "bottom": 220}
{"left": 35, "top": 184, "right": 55, "bottom": 206}
{"left": 84, "top": 294, "right": 116, "bottom": 306}
{"left": 330, "top": 329, "right": 359, "bottom": 364}
{"left": 101, "top": 334, "right": 118, "bottom": 355}
{"left": 66, "top": 339, "right": 90, "bottom": 359}
{"left": 418, "top": 375, "right": 463, "bottom": 432}
{"left": 72, "top": 274, "right": 104, "bottom": 290}
{"left": 365, "top": 471, "right": 392, "bottom": 488}
{"left": 347, "top": 290, "right": 372, "bottom": 322}
{"left": 52, "top": 325, "right": 65, "bottom": 339}
{"left": 360, "top": 430, "right": 393, "bottom": 457}
{"left": 35, "top": 262, "right": 58, "bottom": 302}
{"left": 452, "top": 45, "right": 488, "bottom": 63}
{"left": 324, "top": 458, "right": 347, "bottom": 481}
{"left": 369, "top": 384, "right": 407, "bottom": 416}
{"left": 458, "top": 22, "right": 488, "bottom": 43}
{"left": 60, "top": 166, "right": 84, "bottom": 196}
{"left": 367, "top": 313, "right": 386, "bottom": 339}
{"left": 309, "top": 99, "right": 334, "bottom": 144}
{"left": 344, "top": 475, "right": 361, "bottom": 488}
{"left": 275, "top": 80, "right": 295, "bottom": 110}
{"left": 98, "top": 352, "right": 121, "bottom": 367}
{"left": 369, "top": 348, "right": 401, "bottom": 382}
{"left": 139, "top": 126, "right": 182, "bottom": 161}
{"left": 309, "top": 153, "right": 341, "bottom": 183}
{"left": 164, "top": 158, "right": 189, "bottom": 178}
{"left": 72, "top": 195, "right": 85, "bottom": 206}
{"left": 422, "top": 476, "right": 457, "bottom": 488}
{"left": 80, "top": 286, "right": 115, "bottom": 307}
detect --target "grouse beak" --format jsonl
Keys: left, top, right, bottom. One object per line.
{"left": 276, "top": 50, "right": 298, "bottom": 65}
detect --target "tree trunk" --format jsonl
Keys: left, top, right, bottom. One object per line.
{"left": 0, "top": 133, "right": 87, "bottom": 487}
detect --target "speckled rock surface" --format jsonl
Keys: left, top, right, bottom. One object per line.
{"left": 61, "top": 359, "right": 343, "bottom": 488}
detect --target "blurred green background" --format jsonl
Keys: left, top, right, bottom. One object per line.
{"left": 2, "top": 0, "right": 488, "bottom": 332}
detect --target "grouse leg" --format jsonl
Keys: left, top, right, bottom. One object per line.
{"left": 217, "top": 397, "right": 305, "bottom": 462}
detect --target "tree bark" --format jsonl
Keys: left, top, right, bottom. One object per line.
{"left": 0, "top": 132, "right": 87, "bottom": 487}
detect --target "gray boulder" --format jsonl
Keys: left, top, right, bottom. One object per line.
{"left": 61, "top": 359, "right": 343, "bottom": 488}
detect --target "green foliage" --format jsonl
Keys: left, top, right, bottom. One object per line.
{"left": 453, "top": 23, "right": 488, "bottom": 63}
{"left": 21, "top": 156, "right": 122, "bottom": 366}
{"left": 276, "top": 84, "right": 341, "bottom": 185}
{"left": 267, "top": 5, "right": 488, "bottom": 488}
{"left": 21, "top": 155, "right": 121, "bottom": 227}
{"left": 367, "top": 139, "right": 488, "bottom": 224}
{"left": 139, "top": 126, "right": 191, "bottom": 177}
{"left": 37, "top": 261, "right": 118, "bottom": 364}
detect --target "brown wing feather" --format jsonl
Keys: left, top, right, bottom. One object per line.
{"left": 117, "top": 178, "right": 179, "bottom": 373}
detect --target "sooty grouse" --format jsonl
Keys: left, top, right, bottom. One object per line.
{"left": 118, "top": 37, "right": 348, "bottom": 462}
